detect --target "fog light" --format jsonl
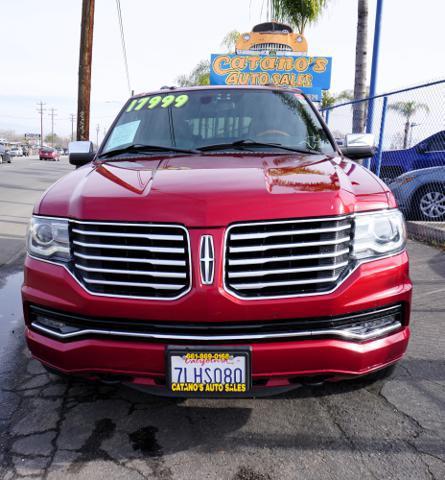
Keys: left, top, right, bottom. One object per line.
{"left": 339, "top": 314, "right": 401, "bottom": 340}
{"left": 35, "top": 315, "right": 79, "bottom": 335}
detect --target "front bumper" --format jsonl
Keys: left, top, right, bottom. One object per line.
{"left": 22, "top": 251, "right": 412, "bottom": 395}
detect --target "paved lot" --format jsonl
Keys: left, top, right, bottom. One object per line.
{"left": 0, "top": 157, "right": 444, "bottom": 479}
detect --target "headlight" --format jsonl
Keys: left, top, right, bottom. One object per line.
{"left": 352, "top": 210, "right": 406, "bottom": 260}
{"left": 27, "top": 216, "right": 71, "bottom": 262}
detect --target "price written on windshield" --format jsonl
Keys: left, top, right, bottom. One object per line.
{"left": 126, "top": 94, "right": 189, "bottom": 112}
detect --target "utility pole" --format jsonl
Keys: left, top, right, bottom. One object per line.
{"left": 70, "top": 114, "right": 76, "bottom": 141}
{"left": 49, "top": 108, "right": 57, "bottom": 147}
{"left": 77, "top": 0, "right": 95, "bottom": 141}
{"left": 96, "top": 123, "right": 100, "bottom": 148}
{"left": 36, "top": 101, "right": 46, "bottom": 147}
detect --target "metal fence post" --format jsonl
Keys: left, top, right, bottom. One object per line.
{"left": 366, "top": 0, "right": 384, "bottom": 137}
{"left": 325, "top": 108, "right": 330, "bottom": 125}
{"left": 375, "top": 96, "right": 388, "bottom": 178}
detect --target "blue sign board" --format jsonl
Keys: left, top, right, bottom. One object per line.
{"left": 210, "top": 54, "right": 332, "bottom": 101}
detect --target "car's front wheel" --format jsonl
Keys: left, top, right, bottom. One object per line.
{"left": 412, "top": 184, "right": 445, "bottom": 221}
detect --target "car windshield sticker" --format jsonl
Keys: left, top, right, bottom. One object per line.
{"left": 126, "top": 94, "right": 189, "bottom": 113}
{"left": 105, "top": 120, "right": 141, "bottom": 150}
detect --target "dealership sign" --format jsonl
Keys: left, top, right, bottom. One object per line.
{"left": 210, "top": 54, "right": 332, "bottom": 101}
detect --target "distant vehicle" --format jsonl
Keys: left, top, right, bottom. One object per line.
{"left": 389, "top": 166, "right": 445, "bottom": 221}
{"left": 55, "top": 147, "right": 64, "bottom": 155}
{"left": 372, "top": 131, "right": 445, "bottom": 182}
{"left": 0, "top": 144, "right": 11, "bottom": 164}
{"left": 8, "top": 146, "right": 23, "bottom": 157}
{"left": 39, "top": 147, "right": 60, "bottom": 161}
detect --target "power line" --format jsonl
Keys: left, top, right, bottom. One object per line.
{"left": 116, "top": 0, "right": 132, "bottom": 95}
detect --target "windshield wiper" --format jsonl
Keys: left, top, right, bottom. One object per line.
{"left": 196, "top": 139, "right": 321, "bottom": 154}
{"left": 98, "top": 143, "right": 198, "bottom": 160}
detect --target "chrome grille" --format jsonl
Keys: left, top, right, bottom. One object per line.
{"left": 225, "top": 216, "right": 353, "bottom": 298}
{"left": 71, "top": 221, "right": 191, "bottom": 299}
{"left": 250, "top": 43, "right": 293, "bottom": 51}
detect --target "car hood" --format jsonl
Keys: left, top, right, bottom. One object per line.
{"left": 37, "top": 153, "right": 391, "bottom": 226}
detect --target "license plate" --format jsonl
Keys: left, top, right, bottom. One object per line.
{"left": 167, "top": 347, "right": 251, "bottom": 395}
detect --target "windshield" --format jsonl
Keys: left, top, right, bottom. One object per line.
{"left": 101, "top": 89, "right": 335, "bottom": 155}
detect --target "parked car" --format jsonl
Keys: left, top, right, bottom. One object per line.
{"left": 389, "top": 166, "right": 445, "bottom": 221}
{"left": 0, "top": 144, "right": 11, "bottom": 164}
{"left": 371, "top": 130, "right": 445, "bottom": 182}
{"left": 39, "top": 147, "right": 60, "bottom": 161}
{"left": 8, "top": 146, "right": 23, "bottom": 157}
{"left": 23, "top": 86, "right": 411, "bottom": 397}
{"left": 55, "top": 147, "right": 65, "bottom": 156}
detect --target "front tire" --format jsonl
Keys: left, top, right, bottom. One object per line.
{"left": 411, "top": 184, "right": 445, "bottom": 221}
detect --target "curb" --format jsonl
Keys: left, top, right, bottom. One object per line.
{"left": 407, "top": 221, "right": 445, "bottom": 247}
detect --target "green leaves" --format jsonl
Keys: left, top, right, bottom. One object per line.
{"left": 272, "top": 0, "right": 329, "bottom": 34}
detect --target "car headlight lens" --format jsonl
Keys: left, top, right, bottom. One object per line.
{"left": 27, "top": 216, "right": 71, "bottom": 262}
{"left": 352, "top": 210, "right": 406, "bottom": 260}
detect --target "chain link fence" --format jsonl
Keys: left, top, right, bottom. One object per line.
{"left": 322, "top": 79, "right": 445, "bottom": 246}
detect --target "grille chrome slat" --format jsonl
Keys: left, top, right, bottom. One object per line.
{"left": 73, "top": 240, "right": 184, "bottom": 254}
{"left": 231, "top": 276, "right": 339, "bottom": 290}
{"left": 230, "top": 224, "right": 351, "bottom": 241}
{"left": 225, "top": 217, "right": 353, "bottom": 298}
{"left": 73, "top": 252, "right": 186, "bottom": 266}
{"left": 228, "top": 261, "right": 349, "bottom": 278}
{"left": 75, "top": 264, "right": 187, "bottom": 279}
{"left": 83, "top": 278, "right": 185, "bottom": 290}
{"left": 229, "top": 236, "right": 350, "bottom": 253}
{"left": 72, "top": 228, "right": 184, "bottom": 241}
{"left": 228, "top": 249, "right": 350, "bottom": 266}
{"left": 71, "top": 221, "right": 191, "bottom": 299}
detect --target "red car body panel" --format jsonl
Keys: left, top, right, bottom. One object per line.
{"left": 35, "top": 154, "right": 393, "bottom": 225}
{"left": 23, "top": 88, "right": 412, "bottom": 395}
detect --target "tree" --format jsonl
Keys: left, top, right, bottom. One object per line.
{"left": 221, "top": 30, "right": 240, "bottom": 53}
{"left": 176, "top": 31, "right": 240, "bottom": 86}
{"left": 176, "top": 60, "right": 210, "bottom": 87}
{"left": 388, "top": 101, "right": 429, "bottom": 149}
{"left": 353, "top": 0, "right": 368, "bottom": 133}
{"left": 272, "top": 0, "right": 329, "bottom": 34}
{"left": 320, "top": 90, "right": 337, "bottom": 110}
{"left": 335, "top": 87, "right": 370, "bottom": 127}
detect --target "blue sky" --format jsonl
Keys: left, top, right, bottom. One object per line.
{"left": 1, "top": 0, "right": 444, "bottom": 141}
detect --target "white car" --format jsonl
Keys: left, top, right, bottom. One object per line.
{"left": 8, "top": 147, "right": 23, "bottom": 157}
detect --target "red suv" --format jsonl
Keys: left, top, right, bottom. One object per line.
{"left": 39, "top": 147, "right": 60, "bottom": 161}
{"left": 23, "top": 86, "right": 411, "bottom": 397}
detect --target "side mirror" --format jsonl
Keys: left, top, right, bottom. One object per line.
{"left": 68, "top": 141, "right": 95, "bottom": 167}
{"left": 340, "top": 133, "right": 376, "bottom": 160}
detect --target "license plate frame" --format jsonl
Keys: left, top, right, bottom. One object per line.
{"left": 166, "top": 346, "right": 251, "bottom": 396}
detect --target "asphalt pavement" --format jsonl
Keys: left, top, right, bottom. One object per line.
{"left": 0, "top": 157, "right": 444, "bottom": 479}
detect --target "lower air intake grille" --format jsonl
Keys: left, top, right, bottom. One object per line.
{"left": 225, "top": 216, "right": 353, "bottom": 298}
{"left": 71, "top": 221, "right": 191, "bottom": 299}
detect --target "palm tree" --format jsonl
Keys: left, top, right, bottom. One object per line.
{"left": 272, "top": 0, "right": 329, "bottom": 34}
{"left": 320, "top": 90, "right": 337, "bottom": 110}
{"left": 176, "top": 60, "right": 210, "bottom": 87}
{"left": 388, "top": 101, "right": 429, "bottom": 149}
{"left": 176, "top": 31, "right": 240, "bottom": 86}
{"left": 221, "top": 30, "right": 240, "bottom": 53}
{"left": 353, "top": 0, "right": 368, "bottom": 133}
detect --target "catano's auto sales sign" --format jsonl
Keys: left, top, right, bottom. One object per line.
{"left": 210, "top": 54, "right": 332, "bottom": 101}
